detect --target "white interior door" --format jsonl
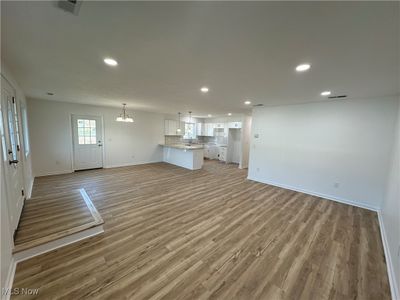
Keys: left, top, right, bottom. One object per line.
{"left": 1, "top": 77, "right": 25, "bottom": 234}
{"left": 72, "top": 115, "right": 104, "bottom": 170}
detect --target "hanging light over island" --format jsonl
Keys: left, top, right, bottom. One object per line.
{"left": 176, "top": 112, "right": 182, "bottom": 133}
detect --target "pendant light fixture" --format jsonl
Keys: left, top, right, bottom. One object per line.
{"left": 116, "top": 103, "right": 134, "bottom": 122}
{"left": 176, "top": 112, "right": 182, "bottom": 133}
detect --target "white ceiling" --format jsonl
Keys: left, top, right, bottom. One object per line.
{"left": 2, "top": 1, "right": 399, "bottom": 117}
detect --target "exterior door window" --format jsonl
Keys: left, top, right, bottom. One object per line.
{"left": 77, "top": 119, "right": 97, "bottom": 145}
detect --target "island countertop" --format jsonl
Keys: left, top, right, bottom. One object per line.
{"left": 159, "top": 143, "right": 204, "bottom": 150}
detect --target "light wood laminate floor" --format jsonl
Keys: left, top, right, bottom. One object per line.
{"left": 12, "top": 161, "right": 390, "bottom": 299}
{"left": 14, "top": 189, "right": 103, "bottom": 253}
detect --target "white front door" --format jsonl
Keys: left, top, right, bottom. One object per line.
{"left": 72, "top": 115, "right": 104, "bottom": 171}
{"left": 1, "top": 77, "right": 25, "bottom": 233}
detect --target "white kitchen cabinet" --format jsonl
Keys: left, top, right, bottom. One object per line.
{"left": 196, "top": 123, "right": 203, "bottom": 136}
{"left": 218, "top": 146, "right": 227, "bottom": 162}
{"left": 196, "top": 123, "right": 209, "bottom": 136}
{"left": 223, "top": 123, "right": 229, "bottom": 138}
{"left": 204, "top": 144, "right": 218, "bottom": 159}
{"left": 228, "top": 122, "right": 242, "bottom": 129}
{"left": 196, "top": 123, "right": 217, "bottom": 137}
{"left": 210, "top": 146, "right": 218, "bottom": 159}
{"left": 203, "top": 147, "right": 210, "bottom": 159}
{"left": 164, "top": 120, "right": 184, "bottom": 136}
{"left": 214, "top": 123, "right": 224, "bottom": 129}
{"left": 204, "top": 123, "right": 215, "bottom": 136}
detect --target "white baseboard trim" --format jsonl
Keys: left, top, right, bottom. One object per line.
{"left": 13, "top": 225, "right": 104, "bottom": 263}
{"left": 26, "top": 177, "right": 34, "bottom": 199}
{"left": 3, "top": 257, "right": 16, "bottom": 300}
{"left": 247, "top": 176, "right": 379, "bottom": 212}
{"left": 35, "top": 161, "right": 164, "bottom": 175}
{"left": 105, "top": 160, "right": 162, "bottom": 169}
{"left": 34, "top": 169, "right": 73, "bottom": 177}
{"left": 377, "top": 210, "right": 399, "bottom": 300}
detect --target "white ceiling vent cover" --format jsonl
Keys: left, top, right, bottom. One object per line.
{"left": 58, "top": 0, "right": 83, "bottom": 16}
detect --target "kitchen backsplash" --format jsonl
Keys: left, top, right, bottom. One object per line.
{"left": 165, "top": 135, "right": 217, "bottom": 145}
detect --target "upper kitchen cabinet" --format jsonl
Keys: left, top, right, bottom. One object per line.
{"left": 197, "top": 123, "right": 215, "bottom": 136}
{"left": 205, "top": 123, "right": 215, "bottom": 136}
{"left": 214, "top": 123, "right": 228, "bottom": 139}
{"left": 196, "top": 123, "right": 204, "bottom": 136}
{"left": 165, "top": 119, "right": 184, "bottom": 136}
{"left": 228, "top": 122, "right": 242, "bottom": 129}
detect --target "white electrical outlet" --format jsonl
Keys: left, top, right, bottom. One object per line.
{"left": 334, "top": 182, "right": 340, "bottom": 188}
{"left": 256, "top": 168, "right": 260, "bottom": 172}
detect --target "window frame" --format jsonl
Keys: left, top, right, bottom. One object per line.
{"left": 183, "top": 122, "right": 196, "bottom": 140}
{"left": 77, "top": 118, "right": 97, "bottom": 145}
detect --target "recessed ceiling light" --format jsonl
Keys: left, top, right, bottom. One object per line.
{"left": 244, "top": 100, "right": 252, "bottom": 105}
{"left": 208, "top": 114, "right": 212, "bottom": 117}
{"left": 104, "top": 57, "right": 118, "bottom": 66}
{"left": 321, "top": 91, "right": 332, "bottom": 96}
{"left": 295, "top": 63, "right": 311, "bottom": 72}
{"left": 200, "top": 87, "right": 209, "bottom": 93}
{"left": 228, "top": 113, "right": 232, "bottom": 116}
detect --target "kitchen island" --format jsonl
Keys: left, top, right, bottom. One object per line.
{"left": 160, "top": 144, "right": 204, "bottom": 170}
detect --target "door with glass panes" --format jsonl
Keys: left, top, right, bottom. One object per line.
{"left": 72, "top": 115, "right": 103, "bottom": 170}
{"left": 1, "top": 76, "right": 25, "bottom": 234}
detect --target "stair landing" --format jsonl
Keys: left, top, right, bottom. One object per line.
{"left": 13, "top": 188, "right": 103, "bottom": 256}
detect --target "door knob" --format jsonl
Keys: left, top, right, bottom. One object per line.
{"left": 9, "top": 159, "right": 18, "bottom": 165}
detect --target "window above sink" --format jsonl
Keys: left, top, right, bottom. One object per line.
{"left": 183, "top": 123, "right": 196, "bottom": 140}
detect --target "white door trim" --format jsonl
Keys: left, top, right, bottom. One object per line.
{"left": 70, "top": 114, "right": 105, "bottom": 171}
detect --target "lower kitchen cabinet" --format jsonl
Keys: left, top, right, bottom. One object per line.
{"left": 218, "top": 146, "right": 227, "bottom": 162}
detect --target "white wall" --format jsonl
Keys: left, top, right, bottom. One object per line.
{"left": 28, "top": 98, "right": 166, "bottom": 176}
{"left": 227, "top": 129, "right": 241, "bottom": 163}
{"left": 240, "top": 115, "right": 252, "bottom": 169}
{"left": 380, "top": 97, "right": 400, "bottom": 299}
{"left": 248, "top": 97, "right": 399, "bottom": 210}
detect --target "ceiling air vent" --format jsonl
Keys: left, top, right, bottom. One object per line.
{"left": 328, "top": 95, "right": 347, "bottom": 99}
{"left": 58, "top": 0, "right": 83, "bottom": 15}
{"left": 253, "top": 104, "right": 264, "bottom": 107}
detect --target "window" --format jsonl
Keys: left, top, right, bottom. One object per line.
{"left": 0, "top": 108, "right": 7, "bottom": 162}
{"left": 7, "top": 98, "right": 17, "bottom": 160}
{"left": 77, "top": 119, "right": 97, "bottom": 144}
{"left": 22, "top": 107, "right": 30, "bottom": 157}
{"left": 12, "top": 97, "right": 21, "bottom": 150}
{"left": 184, "top": 123, "right": 196, "bottom": 140}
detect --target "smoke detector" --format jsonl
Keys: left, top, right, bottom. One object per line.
{"left": 58, "top": 0, "right": 83, "bottom": 15}
{"left": 328, "top": 95, "right": 347, "bottom": 99}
